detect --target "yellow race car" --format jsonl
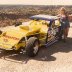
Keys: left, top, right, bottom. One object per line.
{"left": 0, "top": 15, "right": 62, "bottom": 57}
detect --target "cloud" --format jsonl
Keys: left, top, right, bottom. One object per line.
{"left": 0, "top": 0, "right": 72, "bottom": 5}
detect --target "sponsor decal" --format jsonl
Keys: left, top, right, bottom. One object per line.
{"left": 3, "top": 35, "right": 19, "bottom": 40}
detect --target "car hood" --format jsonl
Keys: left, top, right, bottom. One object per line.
{"left": 0, "top": 28, "right": 27, "bottom": 50}
{"left": 0, "top": 22, "right": 41, "bottom": 50}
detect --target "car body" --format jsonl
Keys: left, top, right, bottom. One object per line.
{"left": 0, "top": 14, "right": 62, "bottom": 57}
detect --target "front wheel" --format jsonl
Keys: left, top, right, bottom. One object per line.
{"left": 25, "top": 37, "right": 39, "bottom": 57}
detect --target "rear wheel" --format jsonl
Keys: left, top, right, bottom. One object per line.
{"left": 25, "top": 37, "right": 39, "bottom": 57}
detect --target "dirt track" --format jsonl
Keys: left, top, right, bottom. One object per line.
{"left": 0, "top": 24, "right": 72, "bottom": 72}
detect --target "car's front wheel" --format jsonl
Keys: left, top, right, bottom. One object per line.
{"left": 25, "top": 37, "right": 39, "bottom": 57}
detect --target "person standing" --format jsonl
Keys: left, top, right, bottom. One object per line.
{"left": 57, "top": 7, "right": 70, "bottom": 42}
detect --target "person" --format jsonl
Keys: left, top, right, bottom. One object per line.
{"left": 57, "top": 7, "right": 70, "bottom": 42}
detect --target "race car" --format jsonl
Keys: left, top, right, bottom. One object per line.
{"left": 0, "top": 14, "right": 63, "bottom": 57}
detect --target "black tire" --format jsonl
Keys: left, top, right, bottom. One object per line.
{"left": 25, "top": 37, "right": 39, "bottom": 57}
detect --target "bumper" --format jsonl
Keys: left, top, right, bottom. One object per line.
{"left": 0, "top": 42, "right": 14, "bottom": 50}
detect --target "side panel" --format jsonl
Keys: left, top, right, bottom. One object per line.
{"left": 0, "top": 29, "right": 25, "bottom": 50}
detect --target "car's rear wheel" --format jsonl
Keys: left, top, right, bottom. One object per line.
{"left": 25, "top": 37, "right": 39, "bottom": 57}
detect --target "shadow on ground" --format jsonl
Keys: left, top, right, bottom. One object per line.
{"left": 0, "top": 37, "right": 72, "bottom": 64}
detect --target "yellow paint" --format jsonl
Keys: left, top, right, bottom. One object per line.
{"left": 0, "top": 20, "right": 60, "bottom": 50}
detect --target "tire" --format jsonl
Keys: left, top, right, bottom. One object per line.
{"left": 25, "top": 37, "right": 39, "bottom": 57}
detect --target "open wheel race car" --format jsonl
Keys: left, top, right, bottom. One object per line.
{"left": 0, "top": 15, "right": 63, "bottom": 57}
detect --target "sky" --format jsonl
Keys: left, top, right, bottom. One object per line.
{"left": 0, "top": 0, "right": 72, "bottom": 5}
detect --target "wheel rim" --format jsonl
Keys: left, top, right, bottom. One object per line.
{"left": 33, "top": 41, "right": 39, "bottom": 54}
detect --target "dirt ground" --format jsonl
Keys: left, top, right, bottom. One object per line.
{"left": 0, "top": 24, "right": 72, "bottom": 72}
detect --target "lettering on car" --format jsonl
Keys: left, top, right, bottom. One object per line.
{"left": 3, "top": 35, "right": 20, "bottom": 40}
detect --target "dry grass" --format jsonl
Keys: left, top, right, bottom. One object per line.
{"left": 0, "top": 5, "right": 72, "bottom": 27}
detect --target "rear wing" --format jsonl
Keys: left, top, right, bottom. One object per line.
{"left": 30, "top": 15, "right": 60, "bottom": 21}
